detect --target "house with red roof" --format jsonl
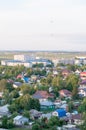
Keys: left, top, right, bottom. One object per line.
{"left": 80, "top": 72, "right": 86, "bottom": 80}
{"left": 32, "top": 90, "right": 54, "bottom": 101}
{"left": 59, "top": 89, "right": 72, "bottom": 98}
{"left": 62, "top": 69, "right": 71, "bottom": 78}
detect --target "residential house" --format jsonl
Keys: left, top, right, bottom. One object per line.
{"left": 22, "top": 76, "right": 29, "bottom": 83}
{"left": 53, "top": 70, "right": 58, "bottom": 76}
{"left": 13, "top": 115, "right": 29, "bottom": 126}
{"left": 40, "top": 113, "right": 52, "bottom": 120}
{"left": 52, "top": 109, "right": 66, "bottom": 118}
{"left": 17, "top": 74, "right": 23, "bottom": 79}
{"left": 31, "top": 75, "right": 38, "bottom": 82}
{"left": 62, "top": 69, "right": 71, "bottom": 78}
{"left": 80, "top": 72, "right": 86, "bottom": 80}
{"left": 29, "top": 109, "right": 42, "bottom": 119}
{"left": 79, "top": 80, "right": 86, "bottom": 88}
{"left": 32, "top": 90, "right": 54, "bottom": 101}
{"left": 0, "top": 104, "right": 10, "bottom": 118}
{"left": 64, "top": 114, "right": 83, "bottom": 126}
{"left": 78, "top": 88, "right": 86, "bottom": 97}
{"left": 62, "top": 124, "right": 76, "bottom": 130}
{"left": 54, "top": 99, "right": 62, "bottom": 108}
{"left": 40, "top": 100, "right": 55, "bottom": 110}
{"left": 59, "top": 89, "right": 72, "bottom": 98}
{"left": 60, "top": 103, "right": 68, "bottom": 111}
{"left": 13, "top": 82, "right": 22, "bottom": 88}
{"left": 75, "top": 69, "right": 81, "bottom": 75}
{"left": 71, "top": 114, "right": 83, "bottom": 125}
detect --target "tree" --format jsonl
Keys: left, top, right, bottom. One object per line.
{"left": 72, "top": 85, "right": 78, "bottom": 99}
{"left": 21, "top": 84, "right": 35, "bottom": 95}
{"left": 48, "top": 116, "right": 60, "bottom": 127}
{"left": 80, "top": 112, "right": 86, "bottom": 130}
{"left": 52, "top": 76, "right": 64, "bottom": 89}
{"left": 0, "top": 79, "right": 7, "bottom": 91}
{"left": 2, "top": 89, "right": 12, "bottom": 104}
{"left": 32, "top": 123, "right": 40, "bottom": 130}
{"left": 78, "top": 98, "right": 86, "bottom": 113}
{"left": 10, "top": 89, "right": 19, "bottom": 98}
{"left": 8, "top": 103, "right": 18, "bottom": 113}
{"left": 2, "top": 116, "right": 14, "bottom": 129}
{"left": 7, "top": 119, "right": 14, "bottom": 129}
{"left": 21, "top": 84, "right": 30, "bottom": 95}
{"left": 32, "top": 63, "right": 44, "bottom": 68}
{"left": 19, "top": 94, "right": 31, "bottom": 110}
{"left": 2, "top": 116, "right": 8, "bottom": 128}
{"left": 65, "top": 74, "right": 79, "bottom": 97}
{"left": 23, "top": 110, "right": 30, "bottom": 119}
{"left": 68, "top": 101, "right": 74, "bottom": 112}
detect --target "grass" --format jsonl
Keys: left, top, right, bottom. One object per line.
{"left": 10, "top": 128, "right": 30, "bottom": 130}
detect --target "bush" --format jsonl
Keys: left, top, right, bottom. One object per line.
{"left": 32, "top": 123, "right": 40, "bottom": 130}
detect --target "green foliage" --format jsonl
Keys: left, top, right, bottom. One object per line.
{"left": 2, "top": 89, "right": 12, "bottom": 104}
{"left": 9, "top": 94, "right": 40, "bottom": 113}
{"left": 48, "top": 116, "right": 60, "bottom": 126}
{"left": 79, "top": 112, "right": 86, "bottom": 130}
{"left": 7, "top": 119, "right": 14, "bottom": 129}
{"left": 65, "top": 74, "right": 79, "bottom": 99}
{"left": 1, "top": 116, "right": 14, "bottom": 129}
{"left": 0, "top": 79, "right": 7, "bottom": 91}
{"left": 78, "top": 98, "right": 86, "bottom": 113}
{"left": 23, "top": 110, "right": 30, "bottom": 119}
{"left": 10, "top": 89, "right": 19, "bottom": 98}
{"left": 8, "top": 103, "right": 18, "bottom": 113}
{"left": 68, "top": 101, "right": 74, "bottom": 112}
{"left": 21, "top": 84, "right": 35, "bottom": 95}
{"left": 32, "top": 63, "right": 44, "bottom": 68}
{"left": 2, "top": 116, "right": 8, "bottom": 128}
{"left": 32, "top": 123, "right": 40, "bottom": 130}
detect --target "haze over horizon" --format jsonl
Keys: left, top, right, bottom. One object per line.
{"left": 0, "top": 0, "right": 86, "bottom": 51}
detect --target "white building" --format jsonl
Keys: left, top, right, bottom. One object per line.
{"left": 75, "top": 56, "right": 86, "bottom": 65}
{"left": 14, "top": 55, "right": 29, "bottom": 61}
{"left": 1, "top": 60, "right": 32, "bottom": 68}
{"left": 1, "top": 54, "right": 52, "bottom": 68}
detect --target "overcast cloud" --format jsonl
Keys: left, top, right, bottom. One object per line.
{"left": 0, "top": 0, "right": 86, "bottom": 51}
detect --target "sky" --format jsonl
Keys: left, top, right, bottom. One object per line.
{"left": 0, "top": 0, "right": 86, "bottom": 51}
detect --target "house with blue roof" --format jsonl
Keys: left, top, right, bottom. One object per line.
{"left": 52, "top": 109, "right": 66, "bottom": 118}
{"left": 22, "top": 76, "right": 29, "bottom": 83}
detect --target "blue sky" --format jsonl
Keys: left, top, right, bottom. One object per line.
{"left": 0, "top": 0, "right": 86, "bottom": 51}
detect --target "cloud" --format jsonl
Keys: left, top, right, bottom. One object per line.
{"left": 0, "top": 0, "right": 86, "bottom": 50}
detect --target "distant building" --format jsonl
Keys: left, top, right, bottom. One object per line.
{"left": 75, "top": 56, "right": 86, "bottom": 65}
{"left": 1, "top": 60, "right": 32, "bottom": 68}
{"left": 53, "top": 58, "right": 74, "bottom": 66}
{"left": 1, "top": 54, "right": 52, "bottom": 68}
